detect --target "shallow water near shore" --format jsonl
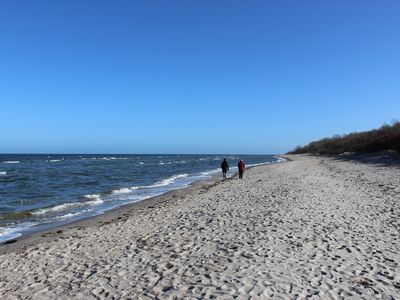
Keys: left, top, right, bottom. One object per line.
{"left": 0, "top": 154, "right": 280, "bottom": 243}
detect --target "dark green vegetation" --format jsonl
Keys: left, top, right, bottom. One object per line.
{"left": 289, "top": 122, "right": 400, "bottom": 155}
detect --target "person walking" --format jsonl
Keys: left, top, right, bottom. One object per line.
{"left": 221, "top": 158, "right": 229, "bottom": 179}
{"left": 238, "top": 159, "right": 245, "bottom": 179}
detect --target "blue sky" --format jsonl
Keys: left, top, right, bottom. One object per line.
{"left": 1, "top": 1, "right": 399, "bottom": 154}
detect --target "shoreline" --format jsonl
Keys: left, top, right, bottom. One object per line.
{"left": 0, "top": 174, "right": 220, "bottom": 254}
{"left": 0, "top": 157, "right": 287, "bottom": 254}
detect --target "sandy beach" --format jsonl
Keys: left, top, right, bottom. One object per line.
{"left": 1, "top": 155, "right": 399, "bottom": 299}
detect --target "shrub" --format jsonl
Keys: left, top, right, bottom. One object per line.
{"left": 288, "top": 121, "right": 400, "bottom": 155}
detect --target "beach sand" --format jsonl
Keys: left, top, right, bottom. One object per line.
{"left": 1, "top": 155, "right": 399, "bottom": 299}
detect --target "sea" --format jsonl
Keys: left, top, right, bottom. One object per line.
{"left": 0, "top": 154, "right": 283, "bottom": 243}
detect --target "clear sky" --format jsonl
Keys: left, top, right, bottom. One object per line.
{"left": 1, "top": 1, "right": 399, "bottom": 154}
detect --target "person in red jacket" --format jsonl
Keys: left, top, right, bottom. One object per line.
{"left": 238, "top": 159, "right": 245, "bottom": 179}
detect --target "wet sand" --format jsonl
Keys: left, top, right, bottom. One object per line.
{"left": 1, "top": 155, "right": 399, "bottom": 299}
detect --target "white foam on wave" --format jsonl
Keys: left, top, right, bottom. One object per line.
{"left": 0, "top": 226, "right": 21, "bottom": 237}
{"left": 0, "top": 222, "right": 39, "bottom": 244}
{"left": 33, "top": 195, "right": 104, "bottom": 215}
{"left": 151, "top": 173, "right": 189, "bottom": 188}
{"left": 125, "top": 173, "right": 190, "bottom": 191}
{"left": 200, "top": 169, "right": 220, "bottom": 176}
{"left": 3, "top": 161, "right": 19, "bottom": 164}
{"left": 247, "top": 162, "right": 271, "bottom": 167}
{"left": 84, "top": 194, "right": 101, "bottom": 199}
{"left": 32, "top": 202, "right": 82, "bottom": 215}
{"left": 54, "top": 210, "right": 89, "bottom": 220}
{"left": 158, "top": 162, "right": 165, "bottom": 165}
{"left": 124, "top": 175, "right": 187, "bottom": 192}
{"left": 273, "top": 156, "right": 287, "bottom": 163}
{"left": 244, "top": 157, "right": 285, "bottom": 168}
{"left": 101, "top": 157, "right": 117, "bottom": 160}
{"left": 86, "top": 198, "right": 104, "bottom": 205}
{"left": 139, "top": 162, "right": 144, "bottom": 165}
{"left": 0, "top": 227, "right": 22, "bottom": 244}
{"left": 111, "top": 188, "right": 132, "bottom": 195}
{"left": 48, "top": 159, "right": 61, "bottom": 162}
{"left": 83, "top": 194, "right": 104, "bottom": 205}
{"left": 0, "top": 171, "right": 6, "bottom": 176}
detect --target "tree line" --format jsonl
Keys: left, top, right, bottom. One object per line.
{"left": 288, "top": 121, "right": 400, "bottom": 155}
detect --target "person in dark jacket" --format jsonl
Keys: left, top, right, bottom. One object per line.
{"left": 221, "top": 158, "right": 229, "bottom": 179}
{"left": 238, "top": 159, "right": 245, "bottom": 179}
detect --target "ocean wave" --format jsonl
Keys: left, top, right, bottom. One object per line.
{"left": 101, "top": 157, "right": 117, "bottom": 160}
{"left": 83, "top": 194, "right": 104, "bottom": 205}
{"left": 0, "top": 171, "right": 6, "bottom": 176}
{"left": 271, "top": 156, "right": 286, "bottom": 163}
{"left": 32, "top": 195, "right": 104, "bottom": 215}
{"left": 111, "top": 188, "right": 132, "bottom": 195}
{"left": 200, "top": 169, "right": 219, "bottom": 176}
{"left": 244, "top": 157, "right": 284, "bottom": 168}
{"left": 87, "top": 157, "right": 119, "bottom": 161}
{"left": 32, "top": 202, "right": 82, "bottom": 215}
{"left": 84, "top": 193, "right": 101, "bottom": 199}
{"left": 0, "top": 227, "right": 23, "bottom": 243}
{"left": 0, "top": 221, "right": 39, "bottom": 243}
{"left": 247, "top": 162, "right": 271, "bottom": 167}
{"left": 54, "top": 210, "right": 88, "bottom": 220}
{"left": 123, "top": 173, "right": 190, "bottom": 192}
{"left": 86, "top": 198, "right": 104, "bottom": 205}
{"left": 48, "top": 159, "right": 61, "bottom": 162}
{"left": 151, "top": 173, "right": 189, "bottom": 188}
{"left": 3, "top": 161, "right": 20, "bottom": 164}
